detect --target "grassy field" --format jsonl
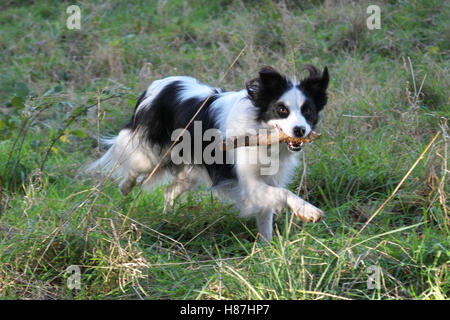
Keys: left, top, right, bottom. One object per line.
{"left": 0, "top": 0, "right": 448, "bottom": 299}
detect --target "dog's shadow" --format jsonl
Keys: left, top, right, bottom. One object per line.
{"left": 131, "top": 188, "right": 258, "bottom": 249}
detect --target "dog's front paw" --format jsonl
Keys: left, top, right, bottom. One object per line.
{"left": 290, "top": 199, "right": 324, "bottom": 223}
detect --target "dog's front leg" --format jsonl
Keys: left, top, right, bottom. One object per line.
{"left": 255, "top": 209, "right": 274, "bottom": 241}
{"left": 243, "top": 180, "right": 323, "bottom": 229}
{"left": 285, "top": 191, "right": 324, "bottom": 223}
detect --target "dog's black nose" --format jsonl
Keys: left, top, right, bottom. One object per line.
{"left": 293, "top": 126, "right": 306, "bottom": 137}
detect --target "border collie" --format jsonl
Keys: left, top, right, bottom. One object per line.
{"left": 88, "top": 65, "right": 329, "bottom": 241}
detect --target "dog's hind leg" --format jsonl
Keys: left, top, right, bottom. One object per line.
{"left": 119, "top": 172, "right": 138, "bottom": 195}
{"left": 163, "top": 166, "right": 201, "bottom": 212}
{"left": 105, "top": 129, "right": 158, "bottom": 196}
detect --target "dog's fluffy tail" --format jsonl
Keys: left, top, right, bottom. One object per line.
{"left": 85, "top": 129, "right": 146, "bottom": 181}
{"left": 86, "top": 135, "right": 119, "bottom": 175}
{"left": 86, "top": 128, "right": 173, "bottom": 194}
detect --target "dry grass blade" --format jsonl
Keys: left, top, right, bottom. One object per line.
{"left": 225, "top": 265, "right": 263, "bottom": 299}
{"left": 293, "top": 222, "right": 340, "bottom": 259}
{"left": 354, "top": 131, "right": 441, "bottom": 237}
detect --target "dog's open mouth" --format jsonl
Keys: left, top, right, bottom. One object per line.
{"left": 287, "top": 141, "right": 303, "bottom": 152}
{"left": 276, "top": 125, "right": 303, "bottom": 152}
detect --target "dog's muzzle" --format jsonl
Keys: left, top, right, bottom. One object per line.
{"left": 276, "top": 125, "right": 303, "bottom": 152}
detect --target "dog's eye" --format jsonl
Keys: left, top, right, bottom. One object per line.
{"left": 302, "top": 103, "right": 313, "bottom": 118}
{"left": 277, "top": 103, "right": 289, "bottom": 117}
{"left": 303, "top": 107, "right": 311, "bottom": 116}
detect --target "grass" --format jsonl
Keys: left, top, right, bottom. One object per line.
{"left": 0, "top": 0, "right": 448, "bottom": 299}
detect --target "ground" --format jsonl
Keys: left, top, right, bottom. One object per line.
{"left": 0, "top": 0, "right": 448, "bottom": 299}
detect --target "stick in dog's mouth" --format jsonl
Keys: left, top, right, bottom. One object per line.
{"left": 221, "top": 129, "right": 322, "bottom": 151}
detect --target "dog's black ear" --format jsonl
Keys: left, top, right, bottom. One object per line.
{"left": 258, "top": 66, "right": 286, "bottom": 91}
{"left": 301, "top": 65, "right": 329, "bottom": 92}
{"left": 321, "top": 66, "right": 329, "bottom": 89}
{"left": 246, "top": 66, "right": 289, "bottom": 102}
{"left": 246, "top": 77, "right": 260, "bottom": 101}
{"left": 299, "top": 65, "right": 329, "bottom": 111}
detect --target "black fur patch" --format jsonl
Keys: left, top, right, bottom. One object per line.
{"left": 130, "top": 81, "right": 235, "bottom": 185}
{"left": 122, "top": 89, "right": 147, "bottom": 130}
{"left": 298, "top": 65, "right": 329, "bottom": 127}
{"left": 300, "top": 99, "right": 319, "bottom": 127}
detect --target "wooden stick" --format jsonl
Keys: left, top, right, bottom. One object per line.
{"left": 221, "top": 130, "right": 322, "bottom": 151}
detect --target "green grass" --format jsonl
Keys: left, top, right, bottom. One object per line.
{"left": 0, "top": 0, "right": 448, "bottom": 299}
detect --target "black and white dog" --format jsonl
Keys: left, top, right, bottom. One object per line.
{"left": 89, "top": 65, "right": 329, "bottom": 241}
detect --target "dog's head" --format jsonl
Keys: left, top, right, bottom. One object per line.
{"left": 246, "top": 65, "right": 329, "bottom": 152}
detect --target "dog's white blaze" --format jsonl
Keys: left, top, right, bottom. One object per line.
{"left": 268, "top": 87, "right": 311, "bottom": 137}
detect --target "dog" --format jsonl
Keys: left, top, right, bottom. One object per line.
{"left": 88, "top": 65, "right": 329, "bottom": 241}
